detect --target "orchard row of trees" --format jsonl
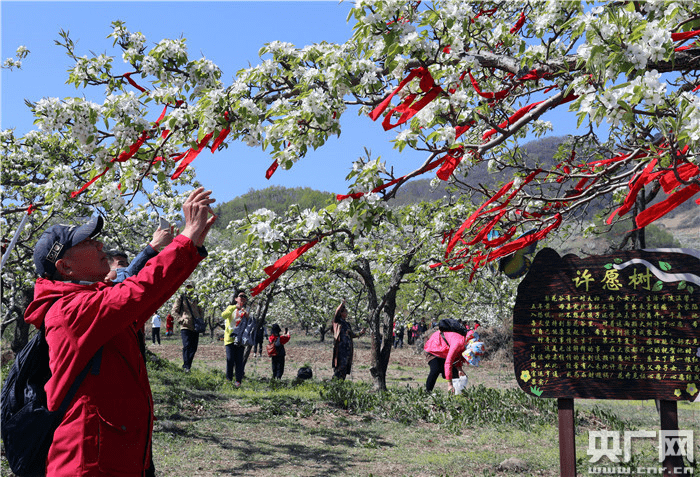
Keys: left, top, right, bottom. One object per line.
{"left": 2, "top": 1, "right": 699, "bottom": 390}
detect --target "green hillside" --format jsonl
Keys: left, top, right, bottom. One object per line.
{"left": 213, "top": 185, "right": 335, "bottom": 228}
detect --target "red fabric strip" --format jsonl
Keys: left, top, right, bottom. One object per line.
{"left": 171, "top": 133, "right": 214, "bottom": 180}
{"left": 251, "top": 239, "right": 319, "bottom": 296}
{"left": 635, "top": 183, "right": 700, "bottom": 229}
{"left": 369, "top": 67, "right": 444, "bottom": 131}
{"left": 607, "top": 158, "right": 661, "bottom": 223}
{"left": 671, "top": 30, "right": 700, "bottom": 42}
{"left": 382, "top": 86, "right": 443, "bottom": 130}
{"left": 369, "top": 69, "right": 423, "bottom": 121}
{"left": 336, "top": 154, "right": 449, "bottom": 202}
{"left": 482, "top": 100, "right": 544, "bottom": 141}
{"left": 436, "top": 147, "right": 464, "bottom": 180}
{"left": 659, "top": 163, "right": 700, "bottom": 193}
{"left": 485, "top": 214, "right": 562, "bottom": 262}
{"left": 210, "top": 128, "right": 230, "bottom": 152}
{"left": 336, "top": 192, "right": 364, "bottom": 201}
{"left": 123, "top": 72, "right": 147, "bottom": 93}
{"left": 510, "top": 11, "right": 526, "bottom": 34}
{"left": 465, "top": 210, "right": 507, "bottom": 246}
{"left": 468, "top": 72, "right": 511, "bottom": 101}
{"left": 115, "top": 131, "right": 149, "bottom": 163}
{"left": 71, "top": 166, "right": 109, "bottom": 197}
{"left": 445, "top": 180, "right": 514, "bottom": 256}
{"left": 266, "top": 160, "right": 279, "bottom": 180}
{"left": 482, "top": 226, "right": 516, "bottom": 247}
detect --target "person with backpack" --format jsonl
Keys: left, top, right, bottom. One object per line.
{"left": 22, "top": 187, "right": 216, "bottom": 477}
{"left": 423, "top": 319, "right": 468, "bottom": 393}
{"left": 268, "top": 324, "right": 290, "bottom": 379}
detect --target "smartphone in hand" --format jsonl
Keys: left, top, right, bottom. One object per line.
{"left": 159, "top": 217, "right": 170, "bottom": 230}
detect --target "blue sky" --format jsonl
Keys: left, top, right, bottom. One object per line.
{"left": 2, "top": 1, "right": 580, "bottom": 204}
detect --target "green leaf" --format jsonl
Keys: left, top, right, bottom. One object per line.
{"left": 652, "top": 280, "right": 663, "bottom": 292}
{"left": 678, "top": 281, "right": 687, "bottom": 290}
{"left": 604, "top": 263, "right": 613, "bottom": 269}
{"left": 659, "top": 261, "right": 672, "bottom": 271}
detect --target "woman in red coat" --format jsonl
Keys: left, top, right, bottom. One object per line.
{"left": 423, "top": 328, "right": 467, "bottom": 393}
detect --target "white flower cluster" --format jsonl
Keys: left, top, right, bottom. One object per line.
{"left": 67, "top": 99, "right": 102, "bottom": 149}
{"left": 72, "top": 54, "right": 112, "bottom": 84}
{"left": 680, "top": 92, "right": 700, "bottom": 141}
{"left": 625, "top": 22, "right": 671, "bottom": 69}
{"left": 104, "top": 92, "right": 149, "bottom": 143}
{"left": 188, "top": 58, "right": 222, "bottom": 96}
{"left": 301, "top": 210, "right": 322, "bottom": 233}
{"left": 251, "top": 220, "right": 283, "bottom": 243}
{"left": 34, "top": 98, "right": 71, "bottom": 132}
{"left": 532, "top": 0, "right": 578, "bottom": 35}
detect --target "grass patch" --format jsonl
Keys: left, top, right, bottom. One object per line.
{"left": 3, "top": 344, "right": 698, "bottom": 476}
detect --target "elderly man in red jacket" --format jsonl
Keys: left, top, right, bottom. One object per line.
{"left": 24, "top": 187, "right": 216, "bottom": 477}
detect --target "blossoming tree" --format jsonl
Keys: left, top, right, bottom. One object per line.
{"left": 3, "top": 1, "right": 699, "bottom": 341}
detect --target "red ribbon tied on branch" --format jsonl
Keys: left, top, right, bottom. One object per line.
{"left": 250, "top": 239, "right": 319, "bottom": 296}
{"left": 369, "top": 67, "right": 444, "bottom": 131}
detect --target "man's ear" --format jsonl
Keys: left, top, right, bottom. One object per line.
{"left": 54, "top": 258, "right": 72, "bottom": 278}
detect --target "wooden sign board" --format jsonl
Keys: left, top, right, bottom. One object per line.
{"left": 513, "top": 248, "right": 700, "bottom": 401}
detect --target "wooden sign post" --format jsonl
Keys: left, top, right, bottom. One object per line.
{"left": 513, "top": 248, "right": 700, "bottom": 476}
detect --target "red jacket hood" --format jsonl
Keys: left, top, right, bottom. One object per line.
{"left": 24, "top": 278, "right": 104, "bottom": 329}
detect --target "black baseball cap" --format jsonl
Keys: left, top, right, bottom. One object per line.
{"left": 33, "top": 216, "right": 104, "bottom": 277}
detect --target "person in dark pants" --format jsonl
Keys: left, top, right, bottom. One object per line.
{"left": 151, "top": 313, "right": 161, "bottom": 345}
{"left": 222, "top": 291, "right": 254, "bottom": 386}
{"left": 253, "top": 322, "right": 267, "bottom": 357}
{"left": 171, "top": 283, "right": 202, "bottom": 372}
{"left": 269, "top": 324, "right": 290, "bottom": 379}
{"left": 394, "top": 323, "right": 404, "bottom": 349}
{"left": 423, "top": 328, "right": 467, "bottom": 393}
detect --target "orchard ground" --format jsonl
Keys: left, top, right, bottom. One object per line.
{"left": 138, "top": 329, "right": 697, "bottom": 477}
{"left": 2, "top": 328, "right": 699, "bottom": 476}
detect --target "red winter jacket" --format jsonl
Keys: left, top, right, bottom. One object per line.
{"left": 24, "top": 235, "right": 205, "bottom": 476}
{"left": 423, "top": 330, "right": 467, "bottom": 381}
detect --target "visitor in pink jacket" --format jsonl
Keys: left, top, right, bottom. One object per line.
{"left": 423, "top": 329, "right": 467, "bottom": 393}
{"left": 24, "top": 187, "right": 216, "bottom": 477}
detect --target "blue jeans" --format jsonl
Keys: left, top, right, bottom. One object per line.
{"left": 225, "top": 344, "right": 245, "bottom": 383}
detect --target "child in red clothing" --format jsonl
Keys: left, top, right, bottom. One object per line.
{"left": 165, "top": 313, "right": 174, "bottom": 337}
{"left": 269, "top": 324, "right": 291, "bottom": 379}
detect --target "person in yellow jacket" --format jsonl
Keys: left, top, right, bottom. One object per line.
{"left": 222, "top": 291, "right": 254, "bottom": 387}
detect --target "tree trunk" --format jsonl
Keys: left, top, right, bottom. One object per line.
{"left": 354, "top": 248, "right": 418, "bottom": 392}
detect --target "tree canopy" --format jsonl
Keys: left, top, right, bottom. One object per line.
{"left": 2, "top": 1, "right": 699, "bottom": 341}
